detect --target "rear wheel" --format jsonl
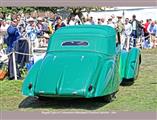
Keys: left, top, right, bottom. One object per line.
{"left": 38, "top": 96, "right": 49, "bottom": 101}
{"left": 104, "top": 93, "right": 116, "bottom": 103}
{"left": 135, "top": 64, "right": 140, "bottom": 80}
{"left": 120, "top": 78, "right": 134, "bottom": 86}
{"left": 98, "top": 93, "right": 116, "bottom": 103}
{"left": 135, "top": 55, "right": 141, "bottom": 80}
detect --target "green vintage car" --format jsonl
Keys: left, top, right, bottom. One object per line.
{"left": 22, "top": 25, "right": 141, "bottom": 102}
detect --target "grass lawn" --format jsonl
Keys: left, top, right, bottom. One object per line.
{"left": 0, "top": 48, "right": 157, "bottom": 112}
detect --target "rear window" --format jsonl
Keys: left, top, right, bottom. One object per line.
{"left": 62, "top": 41, "right": 88, "bottom": 46}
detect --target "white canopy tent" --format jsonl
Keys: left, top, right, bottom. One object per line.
{"left": 83, "top": 7, "right": 157, "bottom": 22}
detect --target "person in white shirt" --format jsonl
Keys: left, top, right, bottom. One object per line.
{"left": 122, "top": 18, "right": 133, "bottom": 51}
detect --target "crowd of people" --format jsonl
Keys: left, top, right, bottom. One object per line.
{"left": 0, "top": 12, "right": 157, "bottom": 52}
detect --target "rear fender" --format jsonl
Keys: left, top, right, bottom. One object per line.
{"left": 22, "top": 59, "right": 43, "bottom": 96}
{"left": 120, "top": 48, "right": 141, "bottom": 80}
{"left": 94, "top": 59, "right": 116, "bottom": 97}
{"left": 119, "top": 50, "right": 128, "bottom": 81}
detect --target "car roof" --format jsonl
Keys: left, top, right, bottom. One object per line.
{"left": 54, "top": 25, "right": 116, "bottom": 37}
{"left": 47, "top": 25, "right": 116, "bottom": 55}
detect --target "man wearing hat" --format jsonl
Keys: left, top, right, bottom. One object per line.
{"left": 26, "top": 17, "right": 38, "bottom": 40}
{"left": 116, "top": 16, "right": 124, "bottom": 45}
{"left": 37, "top": 17, "right": 44, "bottom": 36}
{"left": 26, "top": 17, "right": 39, "bottom": 48}
{"left": 55, "top": 16, "right": 66, "bottom": 31}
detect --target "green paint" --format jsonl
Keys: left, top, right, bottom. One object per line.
{"left": 22, "top": 25, "right": 141, "bottom": 99}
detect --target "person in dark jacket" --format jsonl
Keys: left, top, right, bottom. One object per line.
{"left": 14, "top": 39, "right": 29, "bottom": 68}
{"left": 6, "top": 19, "right": 22, "bottom": 80}
{"left": 6, "top": 19, "right": 20, "bottom": 53}
{"left": 55, "top": 16, "right": 66, "bottom": 31}
{"left": 131, "top": 15, "right": 143, "bottom": 47}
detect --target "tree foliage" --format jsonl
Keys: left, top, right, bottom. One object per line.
{"left": 0, "top": 7, "right": 109, "bottom": 19}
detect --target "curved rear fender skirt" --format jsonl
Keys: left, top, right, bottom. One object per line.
{"left": 119, "top": 50, "right": 128, "bottom": 82}
{"left": 124, "top": 48, "right": 141, "bottom": 79}
{"left": 94, "top": 60, "right": 118, "bottom": 97}
{"left": 22, "top": 59, "right": 43, "bottom": 96}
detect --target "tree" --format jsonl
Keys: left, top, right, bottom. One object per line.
{"left": 65, "top": 7, "right": 108, "bottom": 23}
{"left": 0, "top": 7, "right": 111, "bottom": 20}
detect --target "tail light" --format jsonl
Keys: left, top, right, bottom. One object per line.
{"left": 28, "top": 83, "right": 32, "bottom": 90}
{"left": 88, "top": 84, "right": 93, "bottom": 92}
